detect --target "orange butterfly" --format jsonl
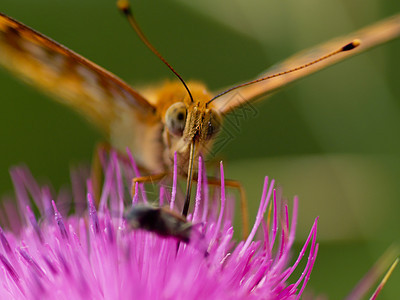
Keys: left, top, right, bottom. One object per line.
{"left": 0, "top": 3, "right": 399, "bottom": 217}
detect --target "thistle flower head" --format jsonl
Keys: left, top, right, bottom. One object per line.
{"left": 0, "top": 151, "right": 318, "bottom": 299}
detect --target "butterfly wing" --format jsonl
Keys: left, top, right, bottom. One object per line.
{"left": 213, "top": 13, "right": 400, "bottom": 114}
{"left": 0, "top": 13, "right": 156, "bottom": 135}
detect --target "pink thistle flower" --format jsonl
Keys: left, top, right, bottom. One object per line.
{"left": 0, "top": 151, "right": 318, "bottom": 299}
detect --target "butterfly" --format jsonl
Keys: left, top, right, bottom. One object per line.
{"left": 0, "top": 3, "right": 399, "bottom": 217}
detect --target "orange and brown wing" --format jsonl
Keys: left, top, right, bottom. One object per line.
{"left": 213, "top": 13, "right": 400, "bottom": 115}
{"left": 0, "top": 13, "right": 155, "bottom": 134}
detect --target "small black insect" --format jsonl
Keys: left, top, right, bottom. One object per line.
{"left": 124, "top": 204, "right": 193, "bottom": 243}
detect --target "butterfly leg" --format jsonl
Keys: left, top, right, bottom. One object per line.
{"left": 131, "top": 173, "right": 168, "bottom": 200}
{"left": 194, "top": 175, "right": 249, "bottom": 239}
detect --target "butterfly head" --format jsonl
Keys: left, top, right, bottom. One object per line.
{"left": 165, "top": 101, "right": 222, "bottom": 147}
{"left": 159, "top": 82, "right": 222, "bottom": 171}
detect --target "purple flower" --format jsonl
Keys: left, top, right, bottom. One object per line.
{"left": 0, "top": 151, "right": 318, "bottom": 299}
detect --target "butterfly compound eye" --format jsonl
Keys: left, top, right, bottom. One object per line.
{"left": 204, "top": 109, "right": 222, "bottom": 141}
{"left": 165, "top": 102, "right": 187, "bottom": 136}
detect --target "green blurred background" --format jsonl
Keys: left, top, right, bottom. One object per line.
{"left": 0, "top": 0, "right": 399, "bottom": 298}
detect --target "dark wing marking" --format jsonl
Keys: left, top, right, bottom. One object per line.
{"left": 0, "top": 13, "right": 156, "bottom": 134}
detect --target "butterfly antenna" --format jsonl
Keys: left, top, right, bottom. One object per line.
{"left": 207, "top": 39, "right": 361, "bottom": 105}
{"left": 117, "top": 0, "right": 194, "bottom": 103}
